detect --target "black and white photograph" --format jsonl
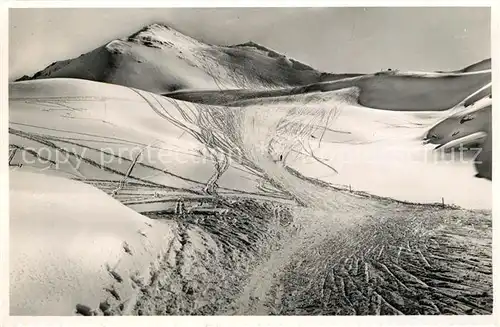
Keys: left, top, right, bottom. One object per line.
{"left": 2, "top": 3, "right": 495, "bottom": 322}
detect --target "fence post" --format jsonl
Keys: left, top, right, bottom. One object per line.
{"left": 441, "top": 197, "right": 445, "bottom": 208}
{"left": 349, "top": 184, "right": 352, "bottom": 192}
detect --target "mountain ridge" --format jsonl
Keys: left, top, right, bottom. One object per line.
{"left": 15, "top": 23, "right": 491, "bottom": 88}
{"left": 13, "top": 22, "right": 373, "bottom": 91}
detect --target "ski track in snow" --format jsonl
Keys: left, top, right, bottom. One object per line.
{"left": 9, "top": 66, "right": 492, "bottom": 316}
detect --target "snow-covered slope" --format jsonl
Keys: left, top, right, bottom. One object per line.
{"left": 9, "top": 70, "right": 492, "bottom": 315}
{"left": 9, "top": 77, "right": 491, "bottom": 208}
{"left": 167, "top": 69, "right": 491, "bottom": 111}
{"left": 9, "top": 79, "right": 268, "bottom": 197}
{"left": 164, "top": 69, "right": 492, "bottom": 183}
{"left": 442, "top": 58, "right": 491, "bottom": 73}
{"left": 10, "top": 170, "right": 176, "bottom": 315}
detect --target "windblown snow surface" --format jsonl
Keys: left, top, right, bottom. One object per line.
{"left": 9, "top": 24, "right": 492, "bottom": 316}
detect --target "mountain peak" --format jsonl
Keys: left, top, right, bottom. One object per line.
{"left": 127, "top": 23, "right": 174, "bottom": 40}
{"left": 131, "top": 23, "right": 174, "bottom": 35}
{"left": 12, "top": 22, "right": 363, "bottom": 89}
{"left": 124, "top": 22, "right": 202, "bottom": 49}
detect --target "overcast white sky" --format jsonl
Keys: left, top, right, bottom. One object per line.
{"left": 9, "top": 7, "right": 490, "bottom": 80}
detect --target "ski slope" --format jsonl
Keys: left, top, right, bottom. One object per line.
{"left": 8, "top": 18, "right": 492, "bottom": 315}
{"left": 9, "top": 77, "right": 491, "bottom": 208}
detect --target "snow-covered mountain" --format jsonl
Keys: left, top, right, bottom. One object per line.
{"left": 15, "top": 23, "right": 361, "bottom": 93}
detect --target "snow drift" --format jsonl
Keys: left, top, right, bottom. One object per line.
{"left": 10, "top": 170, "right": 176, "bottom": 315}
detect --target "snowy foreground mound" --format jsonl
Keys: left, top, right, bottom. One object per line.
{"left": 10, "top": 170, "right": 176, "bottom": 315}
